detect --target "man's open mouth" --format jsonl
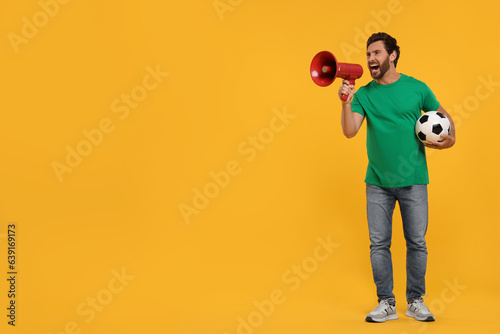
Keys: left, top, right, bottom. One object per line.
{"left": 370, "top": 63, "right": 380, "bottom": 72}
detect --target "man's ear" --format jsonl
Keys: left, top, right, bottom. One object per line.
{"left": 390, "top": 50, "right": 397, "bottom": 62}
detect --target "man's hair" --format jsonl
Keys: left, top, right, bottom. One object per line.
{"left": 367, "top": 32, "right": 400, "bottom": 67}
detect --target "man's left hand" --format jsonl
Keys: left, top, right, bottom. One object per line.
{"left": 424, "top": 134, "right": 455, "bottom": 150}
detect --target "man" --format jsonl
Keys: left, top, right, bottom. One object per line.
{"left": 338, "top": 32, "right": 455, "bottom": 323}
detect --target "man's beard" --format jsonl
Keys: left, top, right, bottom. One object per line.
{"left": 371, "top": 57, "right": 390, "bottom": 79}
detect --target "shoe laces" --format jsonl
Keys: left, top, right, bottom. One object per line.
{"left": 375, "top": 299, "right": 391, "bottom": 312}
{"left": 410, "top": 294, "right": 429, "bottom": 313}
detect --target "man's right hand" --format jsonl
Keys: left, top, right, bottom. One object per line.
{"left": 338, "top": 80, "right": 355, "bottom": 103}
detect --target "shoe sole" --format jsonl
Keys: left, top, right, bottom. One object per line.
{"left": 365, "top": 314, "right": 398, "bottom": 323}
{"left": 405, "top": 310, "right": 435, "bottom": 322}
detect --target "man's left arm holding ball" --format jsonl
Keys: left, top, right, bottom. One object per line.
{"left": 425, "top": 105, "right": 456, "bottom": 150}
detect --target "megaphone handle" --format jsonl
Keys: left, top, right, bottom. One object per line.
{"left": 341, "top": 80, "right": 356, "bottom": 101}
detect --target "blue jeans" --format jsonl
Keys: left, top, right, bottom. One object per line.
{"left": 366, "top": 183, "right": 428, "bottom": 303}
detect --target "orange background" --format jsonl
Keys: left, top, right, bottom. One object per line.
{"left": 1, "top": 0, "right": 499, "bottom": 333}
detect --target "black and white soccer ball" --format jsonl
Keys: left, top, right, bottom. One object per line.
{"left": 415, "top": 111, "right": 451, "bottom": 143}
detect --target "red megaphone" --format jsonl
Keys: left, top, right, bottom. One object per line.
{"left": 310, "top": 51, "right": 363, "bottom": 101}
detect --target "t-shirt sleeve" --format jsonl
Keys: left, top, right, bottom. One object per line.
{"left": 421, "top": 83, "right": 440, "bottom": 111}
{"left": 351, "top": 94, "right": 365, "bottom": 116}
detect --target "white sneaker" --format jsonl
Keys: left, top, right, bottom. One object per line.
{"left": 406, "top": 296, "right": 435, "bottom": 322}
{"left": 365, "top": 299, "right": 398, "bottom": 322}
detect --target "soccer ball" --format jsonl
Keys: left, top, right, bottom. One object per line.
{"left": 415, "top": 111, "right": 451, "bottom": 143}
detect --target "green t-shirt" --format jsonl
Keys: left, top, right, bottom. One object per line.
{"left": 351, "top": 74, "right": 440, "bottom": 188}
